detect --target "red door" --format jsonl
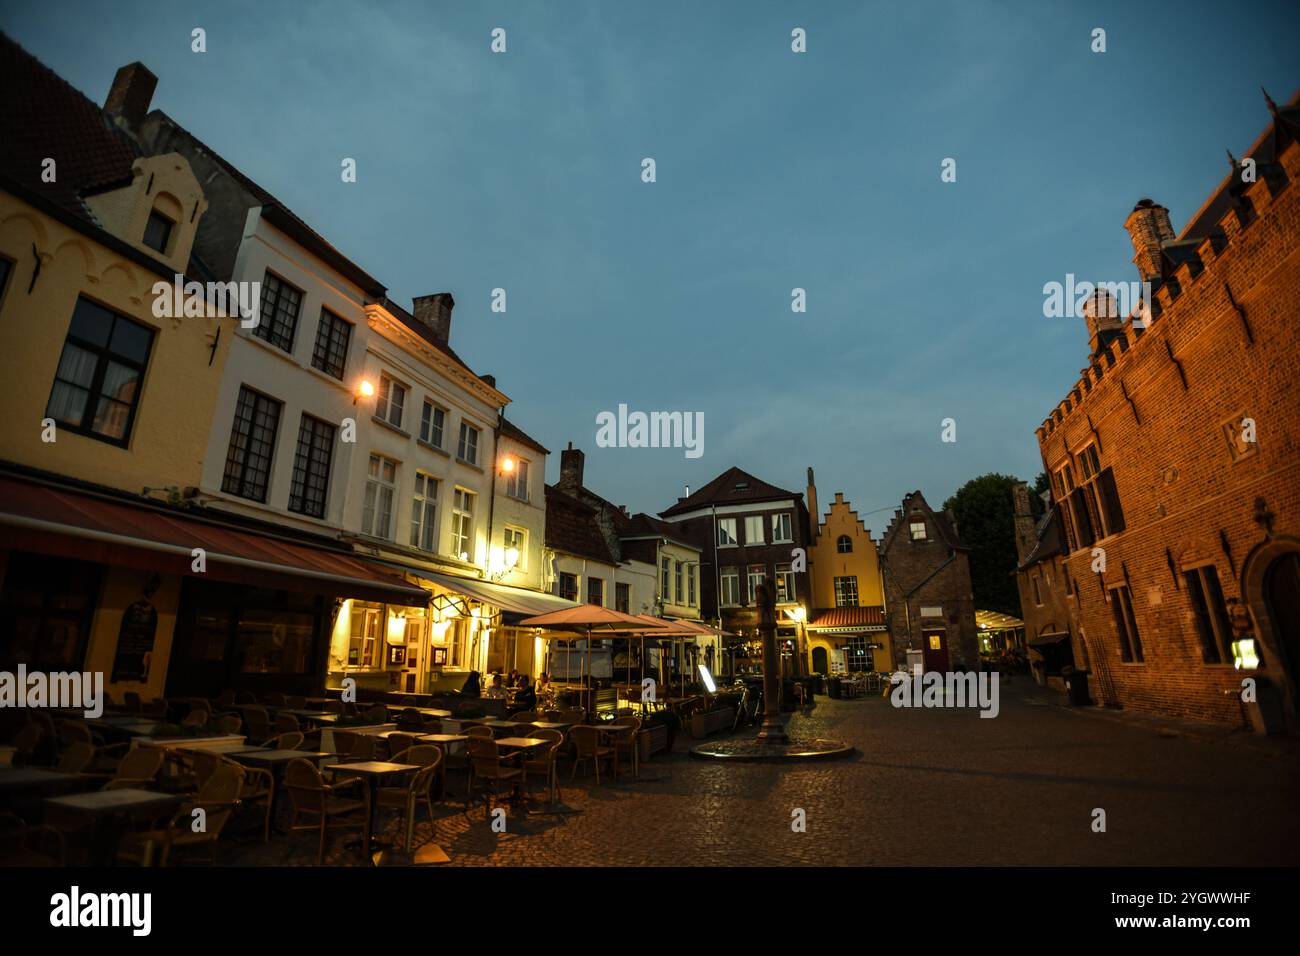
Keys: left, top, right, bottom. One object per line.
{"left": 922, "top": 630, "right": 950, "bottom": 673}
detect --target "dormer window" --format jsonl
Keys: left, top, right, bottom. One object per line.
{"left": 837, "top": 535, "right": 852, "bottom": 553}
{"left": 143, "top": 209, "right": 174, "bottom": 254}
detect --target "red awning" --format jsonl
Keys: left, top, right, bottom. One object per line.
{"left": 807, "top": 606, "right": 886, "bottom": 632}
{"left": 0, "top": 475, "right": 428, "bottom": 607}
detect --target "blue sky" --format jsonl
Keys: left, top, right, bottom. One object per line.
{"left": 4, "top": 0, "right": 1297, "bottom": 526}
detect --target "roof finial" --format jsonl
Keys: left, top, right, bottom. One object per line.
{"left": 1261, "top": 86, "right": 1280, "bottom": 117}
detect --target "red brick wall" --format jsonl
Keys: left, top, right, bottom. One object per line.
{"left": 1034, "top": 136, "right": 1300, "bottom": 725}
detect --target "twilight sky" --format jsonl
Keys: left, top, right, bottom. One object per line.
{"left": 4, "top": 0, "right": 1297, "bottom": 527}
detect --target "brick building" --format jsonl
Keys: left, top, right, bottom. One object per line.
{"left": 1011, "top": 481, "right": 1077, "bottom": 690}
{"left": 1033, "top": 91, "right": 1300, "bottom": 727}
{"left": 878, "top": 491, "right": 978, "bottom": 672}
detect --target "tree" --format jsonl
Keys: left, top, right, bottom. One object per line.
{"left": 943, "top": 473, "right": 1026, "bottom": 618}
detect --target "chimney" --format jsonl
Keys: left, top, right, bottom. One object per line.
{"left": 806, "top": 467, "right": 819, "bottom": 540}
{"left": 1082, "top": 287, "right": 1123, "bottom": 356}
{"left": 1123, "top": 198, "right": 1176, "bottom": 284}
{"left": 480, "top": 374, "right": 496, "bottom": 389}
{"left": 559, "top": 442, "right": 584, "bottom": 491}
{"left": 1010, "top": 481, "right": 1037, "bottom": 564}
{"left": 411, "top": 293, "right": 455, "bottom": 346}
{"left": 104, "top": 62, "right": 157, "bottom": 128}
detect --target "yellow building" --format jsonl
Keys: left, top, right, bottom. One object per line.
{"left": 804, "top": 470, "right": 892, "bottom": 674}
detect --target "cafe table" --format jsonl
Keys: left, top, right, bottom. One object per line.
{"left": 44, "top": 788, "right": 185, "bottom": 865}
{"left": 322, "top": 761, "right": 420, "bottom": 864}
{"left": 387, "top": 705, "right": 452, "bottom": 719}
{"left": 531, "top": 721, "right": 574, "bottom": 731}
{"left": 0, "top": 767, "right": 88, "bottom": 794}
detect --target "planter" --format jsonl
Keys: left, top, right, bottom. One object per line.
{"left": 638, "top": 722, "right": 669, "bottom": 760}
{"left": 689, "top": 707, "right": 734, "bottom": 739}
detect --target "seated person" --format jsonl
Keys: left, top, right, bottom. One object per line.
{"left": 507, "top": 668, "right": 523, "bottom": 689}
{"left": 460, "top": 670, "right": 481, "bottom": 697}
{"left": 511, "top": 678, "right": 536, "bottom": 712}
{"left": 484, "top": 674, "right": 508, "bottom": 699}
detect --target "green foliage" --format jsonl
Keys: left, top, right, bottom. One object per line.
{"left": 943, "top": 473, "right": 1026, "bottom": 617}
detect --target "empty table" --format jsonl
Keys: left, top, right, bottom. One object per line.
{"left": 45, "top": 788, "right": 185, "bottom": 865}
{"left": 323, "top": 761, "right": 421, "bottom": 862}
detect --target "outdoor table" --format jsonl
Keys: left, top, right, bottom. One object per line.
{"left": 495, "top": 736, "right": 550, "bottom": 750}
{"left": 175, "top": 741, "right": 258, "bottom": 756}
{"left": 322, "top": 761, "right": 421, "bottom": 863}
{"left": 132, "top": 734, "right": 246, "bottom": 751}
{"left": 229, "top": 749, "right": 332, "bottom": 766}
{"left": 387, "top": 705, "right": 451, "bottom": 719}
{"left": 0, "top": 767, "right": 86, "bottom": 792}
{"left": 415, "top": 734, "right": 467, "bottom": 797}
{"left": 44, "top": 788, "right": 185, "bottom": 865}
{"left": 531, "top": 721, "right": 573, "bottom": 730}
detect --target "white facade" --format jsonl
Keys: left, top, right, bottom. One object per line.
{"left": 490, "top": 429, "right": 548, "bottom": 592}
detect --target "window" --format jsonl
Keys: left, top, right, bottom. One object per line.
{"left": 375, "top": 374, "right": 406, "bottom": 429}
{"left": 837, "top": 535, "right": 853, "bottom": 553}
{"left": 559, "top": 572, "right": 579, "bottom": 602}
{"left": 746, "top": 564, "right": 767, "bottom": 605}
{"left": 142, "top": 209, "right": 173, "bottom": 253}
{"left": 909, "top": 521, "right": 927, "bottom": 541}
{"left": 661, "top": 557, "right": 672, "bottom": 602}
{"left": 409, "top": 473, "right": 439, "bottom": 551}
{"left": 46, "top": 297, "right": 155, "bottom": 446}
{"left": 221, "top": 386, "right": 282, "bottom": 502}
{"left": 1109, "top": 585, "right": 1144, "bottom": 663}
{"left": 1076, "top": 443, "right": 1126, "bottom": 541}
{"left": 0, "top": 553, "right": 100, "bottom": 672}
{"left": 771, "top": 513, "right": 793, "bottom": 543}
{"left": 846, "top": 634, "right": 873, "bottom": 673}
{"left": 288, "top": 414, "right": 335, "bottom": 518}
{"left": 688, "top": 566, "right": 697, "bottom": 606}
{"left": 587, "top": 577, "right": 605, "bottom": 606}
{"left": 419, "top": 401, "right": 446, "bottom": 448}
{"left": 310, "top": 308, "right": 351, "bottom": 380}
{"left": 717, "top": 518, "right": 737, "bottom": 547}
{"left": 254, "top": 272, "right": 302, "bottom": 353}
{"left": 457, "top": 423, "right": 480, "bottom": 465}
{"left": 615, "top": 581, "right": 631, "bottom": 613}
{"left": 506, "top": 458, "right": 529, "bottom": 501}
{"left": 834, "top": 576, "right": 859, "bottom": 607}
{"left": 744, "top": 515, "right": 765, "bottom": 546}
{"left": 719, "top": 567, "right": 740, "bottom": 607}
{"left": 503, "top": 526, "right": 525, "bottom": 568}
{"left": 1185, "top": 565, "right": 1234, "bottom": 664}
{"left": 349, "top": 602, "right": 383, "bottom": 669}
{"left": 362, "top": 454, "right": 398, "bottom": 539}
{"left": 1031, "top": 574, "right": 1043, "bottom": 606}
{"left": 451, "top": 488, "right": 476, "bottom": 561}
{"left": 775, "top": 563, "right": 795, "bottom": 603}
{"left": 674, "top": 561, "right": 684, "bottom": 604}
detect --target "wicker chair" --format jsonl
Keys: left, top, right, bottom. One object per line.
{"left": 466, "top": 736, "right": 522, "bottom": 813}
{"left": 569, "top": 725, "right": 613, "bottom": 783}
{"left": 116, "top": 762, "right": 245, "bottom": 866}
{"left": 522, "top": 729, "right": 564, "bottom": 805}
{"left": 386, "top": 733, "right": 421, "bottom": 759}
{"left": 97, "top": 746, "right": 165, "bottom": 790}
{"left": 241, "top": 707, "right": 274, "bottom": 745}
{"left": 215, "top": 714, "right": 243, "bottom": 735}
{"left": 54, "top": 742, "right": 95, "bottom": 774}
{"left": 283, "top": 758, "right": 370, "bottom": 864}
{"left": 363, "top": 703, "right": 390, "bottom": 723}
{"left": 609, "top": 716, "right": 643, "bottom": 779}
{"left": 465, "top": 725, "right": 494, "bottom": 740}
{"left": 377, "top": 753, "right": 442, "bottom": 849}
{"left": 262, "top": 732, "right": 305, "bottom": 752}
{"left": 332, "top": 731, "right": 377, "bottom": 762}
{"left": 274, "top": 713, "right": 301, "bottom": 735}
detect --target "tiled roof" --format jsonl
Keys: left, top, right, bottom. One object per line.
{"left": 881, "top": 490, "right": 968, "bottom": 552}
{"left": 544, "top": 484, "right": 616, "bottom": 564}
{"left": 619, "top": 512, "right": 698, "bottom": 548}
{"left": 659, "top": 466, "right": 801, "bottom": 517}
{"left": 1017, "top": 506, "right": 1063, "bottom": 570}
{"left": 0, "top": 33, "right": 139, "bottom": 224}
{"left": 807, "top": 606, "right": 886, "bottom": 630}
{"left": 498, "top": 416, "right": 549, "bottom": 456}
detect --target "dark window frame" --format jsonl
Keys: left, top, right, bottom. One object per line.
{"left": 310, "top": 307, "right": 352, "bottom": 380}
{"left": 45, "top": 296, "right": 156, "bottom": 448}
{"left": 222, "top": 385, "right": 283, "bottom": 503}
{"left": 143, "top": 208, "right": 174, "bottom": 254}
{"left": 1184, "top": 564, "right": 1234, "bottom": 664}
{"left": 615, "top": 581, "right": 631, "bottom": 613}
{"left": 558, "top": 572, "right": 579, "bottom": 602}
{"left": 1109, "top": 585, "right": 1144, "bottom": 663}
{"left": 287, "top": 413, "right": 336, "bottom": 519}
{"left": 253, "top": 271, "right": 303, "bottom": 353}
{"left": 836, "top": 535, "right": 853, "bottom": 553}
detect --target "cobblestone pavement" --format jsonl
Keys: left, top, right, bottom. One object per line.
{"left": 230, "top": 680, "right": 1300, "bottom": 866}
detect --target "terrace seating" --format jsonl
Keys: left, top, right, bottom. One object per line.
{"left": 332, "top": 731, "right": 377, "bottom": 762}
{"left": 569, "top": 725, "right": 613, "bottom": 783}
{"left": 0, "top": 813, "right": 66, "bottom": 866}
{"left": 116, "top": 763, "right": 245, "bottom": 866}
{"left": 214, "top": 689, "right": 237, "bottom": 710}
{"left": 262, "top": 732, "right": 305, "bottom": 752}
{"left": 522, "top": 729, "right": 564, "bottom": 805}
{"left": 283, "top": 758, "right": 370, "bottom": 865}
{"left": 466, "top": 737, "right": 522, "bottom": 814}
{"left": 377, "top": 751, "right": 442, "bottom": 848}
{"left": 274, "top": 713, "right": 300, "bottom": 735}
{"left": 609, "top": 716, "right": 642, "bottom": 779}
{"left": 58, "top": 721, "right": 128, "bottom": 773}
{"left": 241, "top": 707, "right": 274, "bottom": 745}
{"left": 96, "top": 746, "right": 165, "bottom": 791}
{"left": 216, "top": 714, "right": 242, "bottom": 735}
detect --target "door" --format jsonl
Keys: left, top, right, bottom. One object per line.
{"left": 922, "top": 630, "right": 950, "bottom": 673}
{"left": 812, "top": 646, "right": 828, "bottom": 673}
{"left": 1264, "top": 552, "right": 1300, "bottom": 688}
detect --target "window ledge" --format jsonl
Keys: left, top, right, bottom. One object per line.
{"left": 371, "top": 415, "right": 411, "bottom": 439}
{"left": 418, "top": 438, "right": 450, "bottom": 457}
{"left": 455, "top": 458, "right": 484, "bottom": 473}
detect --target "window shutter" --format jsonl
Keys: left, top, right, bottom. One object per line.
{"left": 1071, "top": 489, "right": 1095, "bottom": 547}
{"left": 1098, "top": 467, "right": 1126, "bottom": 535}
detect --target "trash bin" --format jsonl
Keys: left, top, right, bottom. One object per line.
{"left": 1063, "top": 666, "right": 1091, "bottom": 705}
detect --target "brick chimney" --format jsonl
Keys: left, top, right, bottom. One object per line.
{"left": 1010, "top": 481, "right": 1038, "bottom": 564}
{"left": 104, "top": 62, "right": 157, "bottom": 128}
{"left": 411, "top": 293, "right": 454, "bottom": 347}
{"left": 558, "top": 442, "right": 584, "bottom": 491}
{"left": 805, "top": 467, "right": 819, "bottom": 540}
{"left": 480, "top": 374, "right": 496, "bottom": 389}
{"left": 1123, "top": 198, "right": 1176, "bottom": 283}
{"left": 1083, "top": 287, "right": 1123, "bottom": 356}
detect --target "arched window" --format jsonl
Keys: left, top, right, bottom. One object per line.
{"left": 836, "top": 535, "right": 852, "bottom": 553}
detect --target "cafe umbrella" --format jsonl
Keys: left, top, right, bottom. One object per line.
{"left": 519, "top": 606, "right": 672, "bottom": 705}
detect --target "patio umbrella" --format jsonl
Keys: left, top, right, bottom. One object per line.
{"left": 520, "top": 606, "right": 671, "bottom": 705}
{"left": 630, "top": 614, "right": 699, "bottom": 705}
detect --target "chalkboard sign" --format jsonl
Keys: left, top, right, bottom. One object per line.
{"left": 111, "top": 599, "right": 158, "bottom": 683}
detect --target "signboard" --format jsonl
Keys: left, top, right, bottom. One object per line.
{"left": 111, "top": 599, "right": 157, "bottom": 683}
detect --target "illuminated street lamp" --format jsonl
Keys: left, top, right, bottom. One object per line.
{"left": 354, "top": 379, "right": 375, "bottom": 405}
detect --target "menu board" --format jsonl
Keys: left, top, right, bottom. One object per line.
{"left": 111, "top": 599, "right": 158, "bottom": 683}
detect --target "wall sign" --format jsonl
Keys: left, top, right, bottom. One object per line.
{"left": 111, "top": 599, "right": 158, "bottom": 683}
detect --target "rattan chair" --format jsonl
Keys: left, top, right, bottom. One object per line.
{"left": 609, "top": 716, "right": 642, "bottom": 779}
{"left": 568, "top": 725, "right": 614, "bottom": 783}
{"left": 215, "top": 713, "right": 243, "bottom": 735}
{"left": 283, "top": 758, "right": 370, "bottom": 864}
{"left": 522, "top": 729, "right": 564, "bottom": 805}
{"left": 96, "top": 746, "right": 165, "bottom": 790}
{"left": 54, "top": 742, "right": 94, "bottom": 774}
{"left": 274, "top": 713, "right": 301, "bottom": 734}
{"left": 262, "top": 731, "right": 305, "bottom": 752}
{"left": 466, "top": 736, "right": 522, "bottom": 812}
{"left": 387, "top": 733, "right": 421, "bottom": 758}
{"left": 241, "top": 706, "right": 274, "bottom": 745}
{"left": 377, "top": 752, "right": 442, "bottom": 849}
{"left": 116, "top": 762, "right": 245, "bottom": 866}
